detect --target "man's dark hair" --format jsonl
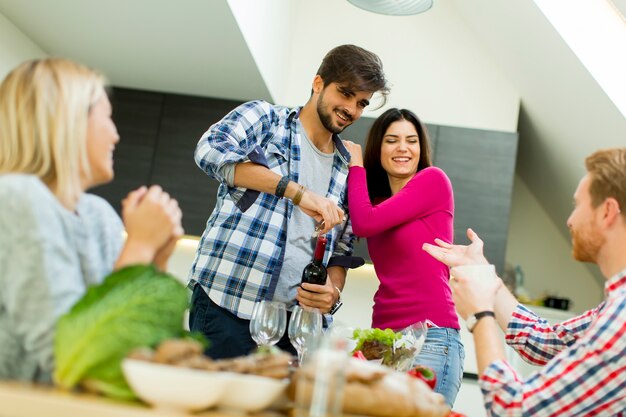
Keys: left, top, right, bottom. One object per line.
{"left": 316, "top": 44, "right": 389, "bottom": 102}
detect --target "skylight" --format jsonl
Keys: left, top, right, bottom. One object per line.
{"left": 534, "top": 0, "right": 626, "bottom": 118}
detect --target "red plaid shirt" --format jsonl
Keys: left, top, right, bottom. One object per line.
{"left": 479, "top": 269, "right": 626, "bottom": 416}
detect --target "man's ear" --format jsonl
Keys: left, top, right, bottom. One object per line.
{"left": 312, "top": 75, "right": 324, "bottom": 95}
{"left": 602, "top": 197, "right": 622, "bottom": 226}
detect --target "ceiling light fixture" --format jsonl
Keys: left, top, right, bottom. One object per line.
{"left": 347, "top": 0, "right": 433, "bottom": 16}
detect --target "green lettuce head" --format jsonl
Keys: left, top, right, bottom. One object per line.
{"left": 53, "top": 265, "right": 188, "bottom": 399}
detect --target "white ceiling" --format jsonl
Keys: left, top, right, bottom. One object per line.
{"left": 1, "top": 0, "right": 625, "bottom": 283}
{"left": 0, "top": 0, "right": 271, "bottom": 101}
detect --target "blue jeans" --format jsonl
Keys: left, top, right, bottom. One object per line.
{"left": 189, "top": 284, "right": 296, "bottom": 359}
{"left": 412, "top": 327, "right": 464, "bottom": 408}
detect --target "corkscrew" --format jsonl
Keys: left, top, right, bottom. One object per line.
{"left": 311, "top": 220, "right": 325, "bottom": 238}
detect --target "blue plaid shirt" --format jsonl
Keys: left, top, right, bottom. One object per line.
{"left": 189, "top": 100, "right": 356, "bottom": 319}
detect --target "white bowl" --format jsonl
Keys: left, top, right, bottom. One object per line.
{"left": 122, "top": 359, "right": 230, "bottom": 412}
{"left": 217, "top": 372, "right": 289, "bottom": 412}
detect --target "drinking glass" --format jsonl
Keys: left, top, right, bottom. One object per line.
{"left": 450, "top": 264, "right": 497, "bottom": 281}
{"left": 294, "top": 330, "right": 349, "bottom": 417}
{"left": 288, "top": 305, "right": 323, "bottom": 365}
{"left": 249, "top": 300, "right": 287, "bottom": 348}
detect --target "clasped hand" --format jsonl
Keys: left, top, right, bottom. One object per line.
{"left": 122, "top": 185, "right": 183, "bottom": 269}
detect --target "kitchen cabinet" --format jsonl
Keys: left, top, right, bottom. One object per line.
{"left": 149, "top": 93, "right": 243, "bottom": 235}
{"left": 434, "top": 126, "right": 518, "bottom": 275}
{"left": 93, "top": 89, "right": 163, "bottom": 209}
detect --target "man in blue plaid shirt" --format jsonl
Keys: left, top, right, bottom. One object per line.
{"left": 188, "top": 45, "right": 390, "bottom": 359}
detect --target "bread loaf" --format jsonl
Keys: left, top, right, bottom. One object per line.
{"left": 292, "top": 358, "right": 450, "bottom": 417}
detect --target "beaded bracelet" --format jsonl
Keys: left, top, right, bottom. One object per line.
{"left": 292, "top": 185, "right": 306, "bottom": 206}
{"left": 275, "top": 175, "right": 290, "bottom": 198}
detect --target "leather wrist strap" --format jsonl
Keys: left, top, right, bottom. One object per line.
{"left": 275, "top": 175, "right": 290, "bottom": 198}
{"left": 468, "top": 310, "right": 495, "bottom": 333}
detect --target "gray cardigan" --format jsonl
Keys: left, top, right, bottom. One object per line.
{"left": 0, "top": 174, "right": 123, "bottom": 382}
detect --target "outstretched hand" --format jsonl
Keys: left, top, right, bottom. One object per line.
{"left": 422, "top": 228, "right": 489, "bottom": 267}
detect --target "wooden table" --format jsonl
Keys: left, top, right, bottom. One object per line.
{"left": 0, "top": 381, "right": 284, "bottom": 417}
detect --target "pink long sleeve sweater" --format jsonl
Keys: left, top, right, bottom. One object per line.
{"left": 348, "top": 166, "right": 459, "bottom": 330}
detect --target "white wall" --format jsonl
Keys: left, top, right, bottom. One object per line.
{"left": 505, "top": 174, "right": 603, "bottom": 313}
{"left": 0, "top": 11, "right": 45, "bottom": 79}
{"left": 281, "top": 0, "right": 520, "bottom": 133}
{"left": 226, "top": 0, "right": 296, "bottom": 102}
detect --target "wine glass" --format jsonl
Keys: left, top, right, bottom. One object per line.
{"left": 288, "top": 305, "right": 323, "bottom": 365}
{"left": 249, "top": 300, "right": 287, "bottom": 349}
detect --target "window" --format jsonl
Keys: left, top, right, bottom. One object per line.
{"left": 534, "top": 0, "right": 626, "bottom": 117}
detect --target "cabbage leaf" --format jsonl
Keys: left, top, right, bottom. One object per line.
{"left": 53, "top": 264, "right": 188, "bottom": 399}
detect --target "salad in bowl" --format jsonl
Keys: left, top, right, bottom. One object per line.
{"left": 351, "top": 322, "right": 427, "bottom": 372}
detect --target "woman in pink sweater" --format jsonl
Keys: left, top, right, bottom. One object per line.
{"left": 344, "top": 108, "right": 463, "bottom": 407}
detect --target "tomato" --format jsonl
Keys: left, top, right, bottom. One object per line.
{"left": 407, "top": 365, "right": 437, "bottom": 390}
{"left": 352, "top": 350, "right": 367, "bottom": 360}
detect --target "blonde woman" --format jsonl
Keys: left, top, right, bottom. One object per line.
{"left": 0, "top": 58, "right": 183, "bottom": 382}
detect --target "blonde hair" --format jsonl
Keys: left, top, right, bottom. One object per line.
{"left": 0, "top": 58, "right": 107, "bottom": 207}
{"left": 585, "top": 147, "right": 626, "bottom": 219}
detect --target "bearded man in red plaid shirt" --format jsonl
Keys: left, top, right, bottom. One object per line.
{"left": 424, "top": 147, "right": 626, "bottom": 416}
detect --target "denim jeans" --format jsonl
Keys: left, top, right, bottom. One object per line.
{"left": 188, "top": 284, "right": 296, "bottom": 359}
{"left": 412, "top": 327, "right": 465, "bottom": 408}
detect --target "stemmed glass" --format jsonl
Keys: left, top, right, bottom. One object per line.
{"left": 249, "top": 300, "right": 287, "bottom": 349}
{"left": 288, "top": 305, "right": 323, "bottom": 365}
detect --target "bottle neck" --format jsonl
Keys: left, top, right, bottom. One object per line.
{"left": 313, "top": 236, "right": 328, "bottom": 263}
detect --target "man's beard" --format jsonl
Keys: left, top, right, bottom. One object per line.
{"left": 316, "top": 95, "right": 352, "bottom": 134}
{"left": 570, "top": 224, "right": 604, "bottom": 263}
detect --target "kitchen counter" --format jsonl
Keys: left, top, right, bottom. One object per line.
{"left": 0, "top": 381, "right": 283, "bottom": 417}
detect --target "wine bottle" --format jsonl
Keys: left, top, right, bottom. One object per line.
{"left": 301, "top": 235, "right": 328, "bottom": 285}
